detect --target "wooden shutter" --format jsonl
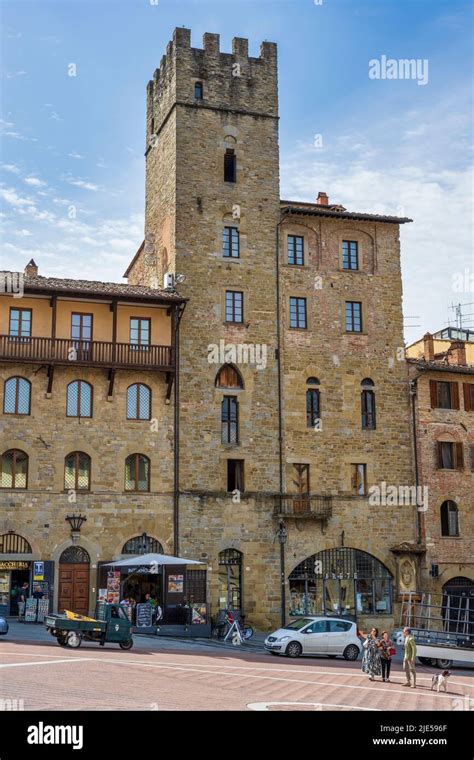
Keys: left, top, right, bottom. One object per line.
{"left": 429, "top": 380, "right": 438, "bottom": 408}
{"left": 455, "top": 442, "right": 464, "bottom": 470}
{"left": 463, "top": 383, "right": 473, "bottom": 411}
{"left": 451, "top": 382, "right": 460, "bottom": 410}
{"left": 471, "top": 444, "right": 474, "bottom": 472}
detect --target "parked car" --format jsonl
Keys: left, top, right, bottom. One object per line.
{"left": 264, "top": 616, "right": 361, "bottom": 660}
{"left": 0, "top": 617, "right": 9, "bottom": 635}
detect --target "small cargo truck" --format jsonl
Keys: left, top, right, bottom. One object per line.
{"left": 45, "top": 602, "right": 133, "bottom": 649}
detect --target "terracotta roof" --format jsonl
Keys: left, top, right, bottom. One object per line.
{"left": 280, "top": 200, "right": 413, "bottom": 224}
{"left": 407, "top": 358, "right": 474, "bottom": 375}
{"left": 16, "top": 273, "right": 185, "bottom": 303}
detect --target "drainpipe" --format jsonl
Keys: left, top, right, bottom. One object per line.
{"left": 173, "top": 302, "right": 186, "bottom": 556}
{"left": 276, "top": 215, "right": 285, "bottom": 625}
{"left": 409, "top": 376, "right": 423, "bottom": 545}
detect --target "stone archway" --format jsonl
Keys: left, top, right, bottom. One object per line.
{"left": 58, "top": 546, "right": 90, "bottom": 615}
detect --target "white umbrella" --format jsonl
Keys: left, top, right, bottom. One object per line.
{"left": 103, "top": 553, "right": 204, "bottom": 568}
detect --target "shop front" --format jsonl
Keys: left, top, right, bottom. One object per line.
{"left": 102, "top": 552, "right": 210, "bottom": 637}
{"left": 0, "top": 532, "right": 53, "bottom": 618}
{"left": 289, "top": 547, "right": 393, "bottom": 620}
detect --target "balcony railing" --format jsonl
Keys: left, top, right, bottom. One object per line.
{"left": 0, "top": 336, "right": 174, "bottom": 371}
{"left": 274, "top": 494, "right": 332, "bottom": 520}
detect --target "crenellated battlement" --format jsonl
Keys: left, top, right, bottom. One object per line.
{"left": 146, "top": 28, "right": 278, "bottom": 141}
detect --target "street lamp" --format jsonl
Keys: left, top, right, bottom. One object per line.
{"left": 277, "top": 521, "right": 288, "bottom": 628}
{"left": 65, "top": 514, "right": 87, "bottom": 545}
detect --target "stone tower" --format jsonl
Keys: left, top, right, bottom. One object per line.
{"left": 127, "top": 28, "right": 283, "bottom": 624}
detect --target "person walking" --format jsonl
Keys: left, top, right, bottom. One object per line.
{"left": 403, "top": 627, "right": 417, "bottom": 688}
{"left": 380, "top": 630, "right": 396, "bottom": 682}
{"left": 359, "top": 627, "right": 382, "bottom": 681}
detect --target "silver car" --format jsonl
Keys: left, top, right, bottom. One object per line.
{"left": 264, "top": 616, "right": 361, "bottom": 660}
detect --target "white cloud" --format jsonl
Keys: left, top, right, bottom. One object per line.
{"left": 1, "top": 163, "right": 20, "bottom": 174}
{"left": 66, "top": 178, "right": 99, "bottom": 191}
{"left": 68, "top": 151, "right": 84, "bottom": 159}
{"left": 24, "top": 177, "right": 47, "bottom": 187}
{"left": 4, "top": 70, "right": 27, "bottom": 79}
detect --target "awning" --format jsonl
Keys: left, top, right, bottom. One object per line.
{"left": 103, "top": 553, "right": 205, "bottom": 568}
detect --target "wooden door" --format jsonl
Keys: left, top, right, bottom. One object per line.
{"left": 58, "top": 564, "right": 90, "bottom": 615}
{"left": 293, "top": 463, "right": 310, "bottom": 512}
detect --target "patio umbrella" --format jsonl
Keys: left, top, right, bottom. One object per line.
{"left": 103, "top": 553, "right": 204, "bottom": 568}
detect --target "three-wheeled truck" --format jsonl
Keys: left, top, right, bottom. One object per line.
{"left": 45, "top": 602, "right": 134, "bottom": 650}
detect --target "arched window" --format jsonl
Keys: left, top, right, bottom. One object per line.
{"left": 221, "top": 397, "right": 239, "bottom": 444}
{"left": 127, "top": 383, "right": 151, "bottom": 420}
{"left": 289, "top": 548, "right": 393, "bottom": 617}
{"left": 194, "top": 81, "right": 203, "bottom": 99}
{"left": 219, "top": 549, "right": 243, "bottom": 610}
{"left": 64, "top": 452, "right": 91, "bottom": 491}
{"left": 59, "top": 546, "right": 90, "bottom": 564}
{"left": 215, "top": 365, "right": 244, "bottom": 389}
{"left": 67, "top": 380, "right": 92, "bottom": 418}
{"left": 122, "top": 534, "right": 163, "bottom": 554}
{"left": 361, "top": 378, "right": 376, "bottom": 429}
{"left": 306, "top": 377, "right": 321, "bottom": 428}
{"left": 0, "top": 533, "right": 32, "bottom": 554}
{"left": 0, "top": 449, "right": 28, "bottom": 489}
{"left": 125, "top": 454, "right": 150, "bottom": 492}
{"left": 4, "top": 377, "right": 31, "bottom": 415}
{"left": 440, "top": 500, "right": 459, "bottom": 537}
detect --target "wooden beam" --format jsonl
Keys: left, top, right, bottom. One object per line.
{"left": 50, "top": 296, "right": 57, "bottom": 339}
{"left": 46, "top": 365, "right": 55, "bottom": 397}
{"left": 107, "top": 369, "right": 116, "bottom": 400}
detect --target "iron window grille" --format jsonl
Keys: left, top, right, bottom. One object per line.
{"left": 3, "top": 377, "right": 31, "bottom": 415}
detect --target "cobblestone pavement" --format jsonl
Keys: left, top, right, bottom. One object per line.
{"left": 1, "top": 623, "right": 472, "bottom": 712}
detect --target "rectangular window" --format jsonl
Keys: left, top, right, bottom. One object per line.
{"left": 222, "top": 397, "right": 239, "bottom": 444}
{"left": 437, "top": 441, "right": 464, "bottom": 470}
{"left": 289, "top": 297, "right": 307, "bottom": 329}
{"left": 224, "top": 149, "right": 236, "bottom": 183}
{"left": 351, "top": 464, "right": 367, "bottom": 495}
{"left": 361, "top": 390, "right": 376, "bottom": 429}
{"left": 287, "top": 235, "right": 304, "bottom": 266}
{"left": 306, "top": 389, "right": 320, "bottom": 428}
{"left": 345, "top": 301, "right": 362, "bottom": 332}
{"left": 342, "top": 240, "right": 359, "bottom": 270}
{"left": 225, "top": 291, "right": 243, "bottom": 323}
{"left": 130, "top": 318, "right": 151, "bottom": 347}
{"left": 9, "top": 308, "right": 32, "bottom": 341}
{"left": 430, "top": 380, "right": 459, "bottom": 410}
{"left": 227, "top": 459, "right": 244, "bottom": 492}
{"left": 223, "top": 227, "right": 239, "bottom": 258}
{"left": 71, "top": 313, "right": 93, "bottom": 358}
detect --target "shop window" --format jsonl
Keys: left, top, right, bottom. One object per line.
{"left": 289, "top": 547, "right": 393, "bottom": 617}
{"left": 64, "top": 452, "right": 91, "bottom": 491}
{"left": 3, "top": 377, "right": 31, "bottom": 415}
{"left": 218, "top": 549, "right": 242, "bottom": 610}
{"left": 221, "top": 397, "right": 239, "bottom": 444}
{"left": 361, "top": 378, "right": 376, "bottom": 429}
{"left": 0, "top": 449, "right": 28, "bottom": 489}
{"left": 122, "top": 534, "right": 163, "bottom": 554}
{"left": 215, "top": 364, "right": 244, "bottom": 389}
{"left": 436, "top": 441, "right": 464, "bottom": 470}
{"left": 440, "top": 500, "right": 460, "bottom": 537}
{"left": 127, "top": 383, "right": 151, "bottom": 420}
{"left": 306, "top": 378, "right": 321, "bottom": 428}
{"left": 66, "top": 380, "right": 93, "bottom": 418}
{"left": 124, "top": 453, "right": 150, "bottom": 492}
{"left": 227, "top": 459, "right": 244, "bottom": 492}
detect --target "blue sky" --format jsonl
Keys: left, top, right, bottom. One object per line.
{"left": 1, "top": 0, "right": 473, "bottom": 340}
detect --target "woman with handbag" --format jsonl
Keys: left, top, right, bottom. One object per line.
{"left": 380, "top": 630, "right": 396, "bottom": 682}
{"left": 359, "top": 627, "right": 382, "bottom": 681}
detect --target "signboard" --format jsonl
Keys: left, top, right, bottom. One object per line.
{"left": 107, "top": 571, "right": 120, "bottom": 605}
{"left": 33, "top": 561, "right": 44, "bottom": 581}
{"left": 36, "top": 598, "right": 49, "bottom": 623}
{"left": 135, "top": 603, "right": 153, "bottom": 628}
{"left": 0, "top": 561, "right": 29, "bottom": 571}
{"left": 168, "top": 574, "right": 184, "bottom": 593}
{"left": 24, "top": 598, "right": 37, "bottom": 623}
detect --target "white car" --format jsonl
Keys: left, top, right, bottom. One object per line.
{"left": 264, "top": 616, "right": 361, "bottom": 660}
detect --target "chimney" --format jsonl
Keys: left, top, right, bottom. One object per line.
{"left": 423, "top": 332, "right": 434, "bottom": 362}
{"left": 24, "top": 259, "right": 38, "bottom": 278}
{"left": 316, "top": 192, "right": 329, "bottom": 206}
{"left": 447, "top": 340, "right": 467, "bottom": 366}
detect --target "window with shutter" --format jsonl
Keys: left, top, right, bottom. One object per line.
{"left": 463, "top": 383, "right": 474, "bottom": 411}
{"left": 455, "top": 442, "right": 464, "bottom": 470}
{"left": 451, "top": 382, "right": 460, "bottom": 410}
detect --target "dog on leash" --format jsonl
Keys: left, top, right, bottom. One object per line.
{"left": 431, "top": 670, "right": 451, "bottom": 693}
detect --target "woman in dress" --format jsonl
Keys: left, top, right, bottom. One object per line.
{"left": 359, "top": 627, "right": 382, "bottom": 681}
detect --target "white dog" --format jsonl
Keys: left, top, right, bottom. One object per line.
{"left": 431, "top": 670, "right": 451, "bottom": 693}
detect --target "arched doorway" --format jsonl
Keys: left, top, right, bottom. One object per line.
{"left": 289, "top": 548, "right": 393, "bottom": 618}
{"left": 58, "top": 546, "right": 90, "bottom": 615}
{"left": 218, "top": 549, "right": 242, "bottom": 611}
{"left": 0, "top": 532, "right": 32, "bottom": 615}
{"left": 442, "top": 577, "right": 474, "bottom": 634}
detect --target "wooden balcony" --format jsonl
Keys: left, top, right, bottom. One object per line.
{"left": 274, "top": 494, "right": 332, "bottom": 520}
{"left": 0, "top": 336, "right": 174, "bottom": 372}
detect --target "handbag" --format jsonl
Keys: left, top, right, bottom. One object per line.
{"left": 388, "top": 645, "right": 396, "bottom": 656}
